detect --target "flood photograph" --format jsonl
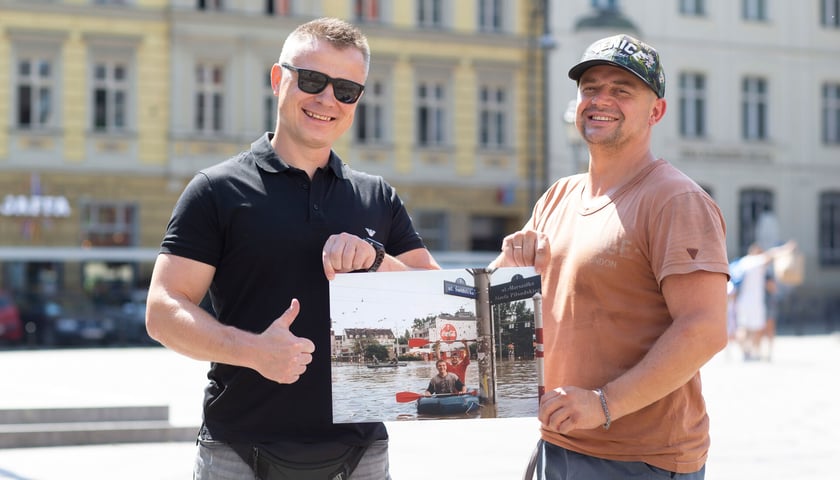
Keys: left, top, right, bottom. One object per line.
{"left": 329, "top": 267, "right": 541, "bottom": 423}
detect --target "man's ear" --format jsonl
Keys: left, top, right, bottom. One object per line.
{"left": 649, "top": 97, "right": 667, "bottom": 126}
{"left": 270, "top": 63, "right": 282, "bottom": 94}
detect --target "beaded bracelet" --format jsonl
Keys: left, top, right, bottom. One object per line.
{"left": 594, "top": 388, "right": 611, "bottom": 430}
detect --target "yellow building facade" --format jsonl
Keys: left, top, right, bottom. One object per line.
{"left": 0, "top": 1, "right": 546, "bottom": 303}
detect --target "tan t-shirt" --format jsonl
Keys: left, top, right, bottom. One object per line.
{"left": 531, "top": 159, "right": 729, "bottom": 473}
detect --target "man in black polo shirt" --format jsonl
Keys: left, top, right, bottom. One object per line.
{"left": 146, "top": 18, "right": 439, "bottom": 479}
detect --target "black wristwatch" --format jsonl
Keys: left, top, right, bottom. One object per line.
{"left": 364, "top": 238, "right": 385, "bottom": 272}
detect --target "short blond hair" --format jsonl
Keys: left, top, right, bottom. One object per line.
{"left": 279, "top": 17, "right": 370, "bottom": 74}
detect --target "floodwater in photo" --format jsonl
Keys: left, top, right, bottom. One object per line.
{"left": 332, "top": 357, "right": 538, "bottom": 423}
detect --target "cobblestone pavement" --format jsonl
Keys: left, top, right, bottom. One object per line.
{"left": 0, "top": 334, "right": 837, "bottom": 479}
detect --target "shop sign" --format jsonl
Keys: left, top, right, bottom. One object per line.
{"left": 0, "top": 194, "right": 71, "bottom": 218}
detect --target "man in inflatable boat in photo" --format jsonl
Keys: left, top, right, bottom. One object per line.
{"left": 424, "top": 358, "right": 468, "bottom": 396}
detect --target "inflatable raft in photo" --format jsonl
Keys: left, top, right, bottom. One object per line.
{"left": 416, "top": 390, "right": 480, "bottom": 416}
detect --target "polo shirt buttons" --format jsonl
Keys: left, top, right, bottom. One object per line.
{"left": 313, "top": 204, "right": 319, "bottom": 211}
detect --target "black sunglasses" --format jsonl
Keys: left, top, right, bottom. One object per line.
{"left": 281, "top": 63, "right": 365, "bottom": 104}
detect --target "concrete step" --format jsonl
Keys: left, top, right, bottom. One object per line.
{"left": 0, "top": 405, "right": 170, "bottom": 425}
{"left": 0, "top": 406, "right": 198, "bottom": 448}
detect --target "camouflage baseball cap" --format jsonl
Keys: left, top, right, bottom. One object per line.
{"left": 568, "top": 34, "right": 666, "bottom": 98}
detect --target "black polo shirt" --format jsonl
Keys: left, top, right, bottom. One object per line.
{"left": 160, "top": 133, "right": 425, "bottom": 445}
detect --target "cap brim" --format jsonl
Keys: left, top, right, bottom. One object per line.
{"left": 568, "top": 59, "right": 627, "bottom": 81}
{"left": 568, "top": 59, "right": 660, "bottom": 98}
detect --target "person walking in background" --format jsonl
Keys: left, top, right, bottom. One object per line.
{"left": 145, "top": 17, "right": 439, "bottom": 480}
{"left": 730, "top": 241, "right": 796, "bottom": 361}
{"left": 490, "top": 34, "right": 729, "bottom": 479}
{"left": 763, "top": 274, "right": 779, "bottom": 361}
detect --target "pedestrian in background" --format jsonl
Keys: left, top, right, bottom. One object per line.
{"left": 145, "top": 17, "right": 439, "bottom": 480}
{"left": 491, "top": 34, "right": 729, "bottom": 479}
{"left": 730, "top": 240, "right": 796, "bottom": 361}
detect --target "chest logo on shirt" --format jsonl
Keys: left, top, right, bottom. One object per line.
{"left": 687, "top": 248, "right": 699, "bottom": 259}
{"left": 365, "top": 227, "right": 376, "bottom": 237}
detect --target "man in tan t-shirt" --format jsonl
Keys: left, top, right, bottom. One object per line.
{"left": 490, "top": 34, "right": 729, "bottom": 479}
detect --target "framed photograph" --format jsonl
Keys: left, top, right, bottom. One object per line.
{"left": 330, "top": 266, "right": 541, "bottom": 423}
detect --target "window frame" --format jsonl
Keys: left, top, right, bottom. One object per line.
{"left": 478, "top": 0, "right": 505, "bottom": 32}
{"left": 477, "top": 80, "right": 511, "bottom": 150}
{"left": 819, "top": 191, "right": 840, "bottom": 266}
{"left": 415, "top": 75, "right": 450, "bottom": 148}
{"left": 742, "top": 76, "right": 769, "bottom": 141}
{"left": 822, "top": 83, "right": 840, "bottom": 145}
{"left": 355, "top": 74, "right": 390, "bottom": 145}
{"left": 354, "top": 0, "right": 381, "bottom": 23}
{"left": 821, "top": 0, "right": 840, "bottom": 28}
{"left": 197, "top": 0, "right": 224, "bottom": 10}
{"left": 678, "top": 72, "right": 707, "bottom": 139}
{"left": 80, "top": 201, "right": 139, "bottom": 248}
{"left": 265, "top": 0, "right": 292, "bottom": 15}
{"left": 263, "top": 67, "right": 276, "bottom": 133}
{"left": 90, "top": 58, "right": 131, "bottom": 133}
{"left": 15, "top": 53, "right": 57, "bottom": 131}
{"left": 738, "top": 189, "right": 774, "bottom": 255}
{"left": 413, "top": 210, "right": 449, "bottom": 252}
{"left": 742, "top": 0, "right": 767, "bottom": 21}
{"left": 417, "top": 0, "right": 445, "bottom": 28}
{"left": 194, "top": 62, "right": 226, "bottom": 135}
{"left": 679, "top": 0, "right": 705, "bottom": 16}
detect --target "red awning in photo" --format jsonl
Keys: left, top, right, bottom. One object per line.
{"left": 408, "top": 338, "right": 429, "bottom": 348}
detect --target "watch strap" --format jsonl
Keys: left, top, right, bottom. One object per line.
{"left": 364, "top": 237, "right": 385, "bottom": 272}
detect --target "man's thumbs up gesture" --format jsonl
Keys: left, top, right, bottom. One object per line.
{"left": 254, "top": 299, "right": 316, "bottom": 384}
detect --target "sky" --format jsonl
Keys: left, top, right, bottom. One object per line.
{"left": 329, "top": 266, "right": 537, "bottom": 336}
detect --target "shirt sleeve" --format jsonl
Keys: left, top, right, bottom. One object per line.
{"left": 650, "top": 191, "right": 729, "bottom": 283}
{"left": 159, "top": 172, "right": 223, "bottom": 268}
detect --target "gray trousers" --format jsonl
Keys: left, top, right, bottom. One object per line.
{"left": 194, "top": 438, "right": 390, "bottom": 480}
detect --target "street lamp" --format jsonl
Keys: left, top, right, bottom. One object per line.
{"left": 564, "top": 99, "right": 586, "bottom": 174}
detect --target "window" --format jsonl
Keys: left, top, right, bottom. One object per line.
{"left": 819, "top": 191, "right": 840, "bottom": 265}
{"left": 197, "top": 0, "right": 223, "bottom": 10}
{"left": 417, "top": 0, "right": 443, "bottom": 28}
{"left": 195, "top": 63, "right": 224, "bottom": 134}
{"left": 591, "top": 0, "right": 619, "bottom": 10}
{"left": 742, "top": 76, "right": 768, "bottom": 141}
{"left": 679, "top": 0, "right": 705, "bottom": 16}
{"left": 679, "top": 72, "right": 706, "bottom": 138}
{"left": 822, "top": 0, "right": 840, "bottom": 28}
{"left": 81, "top": 202, "right": 138, "bottom": 247}
{"left": 470, "top": 215, "right": 508, "bottom": 251}
{"left": 354, "top": 0, "right": 380, "bottom": 22}
{"left": 738, "top": 189, "right": 773, "bottom": 255}
{"left": 16, "top": 56, "right": 54, "bottom": 130}
{"left": 264, "top": 69, "right": 276, "bottom": 133}
{"left": 478, "top": 0, "right": 503, "bottom": 32}
{"left": 742, "top": 0, "right": 767, "bottom": 21}
{"left": 355, "top": 77, "right": 387, "bottom": 145}
{"left": 92, "top": 60, "right": 129, "bottom": 132}
{"left": 478, "top": 83, "right": 509, "bottom": 149}
{"left": 265, "top": 0, "right": 291, "bottom": 15}
{"left": 414, "top": 211, "right": 448, "bottom": 251}
{"left": 416, "top": 79, "right": 448, "bottom": 147}
{"left": 823, "top": 83, "right": 840, "bottom": 144}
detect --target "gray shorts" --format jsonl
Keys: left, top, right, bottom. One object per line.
{"left": 194, "top": 437, "right": 390, "bottom": 480}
